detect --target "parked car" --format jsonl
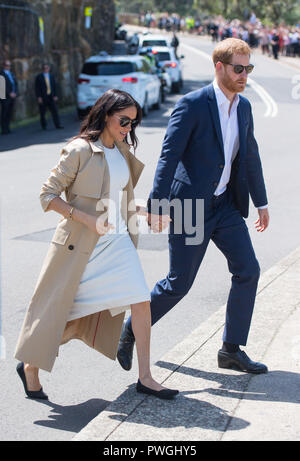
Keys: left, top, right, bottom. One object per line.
{"left": 138, "top": 33, "right": 172, "bottom": 53}
{"left": 151, "top": 46, "right": 184, "bottom": 93}
{"left": 77, "top": 54, "right": 162, "bottom": 119}
{"left": 138, "top": 48, "right": 172, "bottom": 99}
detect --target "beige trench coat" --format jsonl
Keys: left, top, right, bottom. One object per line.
{"left": 14, "top": 137, "right": 145, "bottom": 372}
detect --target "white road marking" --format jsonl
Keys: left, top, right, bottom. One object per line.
{"left": 181, "top": 43, "right": 278, "bottom": 118}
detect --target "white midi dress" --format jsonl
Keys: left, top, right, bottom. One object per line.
{"left": 68, "top": 144, "right": 150, "bottom": 321}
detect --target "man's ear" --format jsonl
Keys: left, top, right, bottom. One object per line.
{"left": 215, "top": 61, "right": 223, "bottom": 72}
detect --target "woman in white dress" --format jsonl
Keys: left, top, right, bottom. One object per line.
{"left": 16, "top": 89, "right": 178, "bottom": 400}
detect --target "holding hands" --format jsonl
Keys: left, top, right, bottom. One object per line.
{"left": 136, "top": 206, "right": 171, "bottom": 233}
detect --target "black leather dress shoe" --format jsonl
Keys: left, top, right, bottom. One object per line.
{"left": 117, "top": 323, "right": 135, "bottom": 371}
{"left": 136, "top": 380, "right": 179, "bottom": 400}
{"left": 218, "top": 350, "right": 268, "bottom": 374}
{"left": 16, "top": 362, "right": 48, "bottom": 400}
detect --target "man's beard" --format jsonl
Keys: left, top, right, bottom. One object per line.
{"left": 223, "top": 73, "right": 247, "bottom": 93}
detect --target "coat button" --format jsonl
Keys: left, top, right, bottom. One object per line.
{"left": 214, "top": 182, "right": 218, "bottom": 187}
{"left": 68, "top": 244, "right": 74, "bottom": 250}
{"left": 219, "top": 164, "right": 224, "bottom": 169}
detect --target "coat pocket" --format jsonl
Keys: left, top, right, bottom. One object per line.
{"left": 51, "top": 227, "right": 71, "bottom": 245}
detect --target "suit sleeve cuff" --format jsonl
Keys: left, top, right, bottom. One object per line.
{"left": 257, "top": 204, "right": 268, "bottom": 210}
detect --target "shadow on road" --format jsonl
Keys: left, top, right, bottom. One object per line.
{"left": 0, "top": 110, "right": 80, "bottom": 153}
{"left": 33, "top": 398, "right": 110, "bottom": 434}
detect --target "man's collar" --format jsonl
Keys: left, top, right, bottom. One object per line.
{"left": 213, "top": 79, "right": 240, "bottom": 108}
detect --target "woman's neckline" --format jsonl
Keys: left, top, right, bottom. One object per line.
{"left": 97, "top": 137, "right": 115, "bottom": 150}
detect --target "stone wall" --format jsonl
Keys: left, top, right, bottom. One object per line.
{"left": 0, "top": 0, "right": 116, "bottom": 120}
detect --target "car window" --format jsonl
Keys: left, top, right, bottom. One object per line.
{"left": 81, "top": 62, "right": 136, "bottom": 75}
{"left": 155, "top": 52, "right": 171, "bottom": 62}
{"left": 142, "top": 39, "right": 168, "bottom": 47}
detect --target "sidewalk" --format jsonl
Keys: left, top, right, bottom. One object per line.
{"left": 73, "top": 247, "right": 300, "bottom": 442}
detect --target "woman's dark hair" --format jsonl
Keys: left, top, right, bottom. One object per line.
{"left": 78, "top": 89, "right": 142, "bottom": 151}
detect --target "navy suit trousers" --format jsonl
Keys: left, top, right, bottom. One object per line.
{"left": 127, "top": 189, "right": 260, "bottom": 345}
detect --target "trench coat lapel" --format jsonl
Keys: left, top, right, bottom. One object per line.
{"left": 115, "top": 141, "right": 144, "bottom": 189}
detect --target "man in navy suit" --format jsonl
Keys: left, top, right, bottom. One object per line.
{"left": 0, "top": 60, "right": 18, "bottom": 134}
{"left": 118, "top": 38, "right": 270, "bottom": 374}
{"left": 35, "top": 63, "right": 63, "bottom": 130}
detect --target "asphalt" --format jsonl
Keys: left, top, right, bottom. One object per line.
{"left": 72, "top": 246, "right": 300, "bottom": 442}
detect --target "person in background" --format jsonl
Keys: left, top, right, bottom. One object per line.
{"left": 171, "top": 32, "right": 180, "bottom": 59}
{"left": 271, "top": 30, "right": 280, "bottom": 59}
{"left": 35, "top": 63, "right": 64, "bottom": 130}
{"left": 0, "top": 60, "right": 18, "bottom": 135}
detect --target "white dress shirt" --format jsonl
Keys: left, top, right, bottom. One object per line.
{"left": 213, "top": 80, "right": 268, "bottom": 209}
{"left": 213, "top": 79, "right": 240, "bottom": 196}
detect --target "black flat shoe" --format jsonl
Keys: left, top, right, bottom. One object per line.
{"left": 16, "top": 362, "right": 48, "bottom": 400}
{"left": 117, "top": 322, "right": 135, "bottom": 371}
{"left": 136, "top": 379, "right": 179, "bottom": 400}
{"left": 218, "top": 350, "right": 268, "bottom": 374}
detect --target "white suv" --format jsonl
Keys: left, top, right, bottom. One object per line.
{"left": 139, "top": 33, "right": 172, "bottom": 52}
{"left": 77, "top": 55, "right": 161, "bottom": 118}
{"left": 151, "top": 46, "right": 184, "bottom": 93}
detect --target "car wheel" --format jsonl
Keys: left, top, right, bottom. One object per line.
{"left": 153, "top": 88, "right": 162, "bottom": 110}
{"left": 143, "top": 94, "right": 149, "bottom": 116}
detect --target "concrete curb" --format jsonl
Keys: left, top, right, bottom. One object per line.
{"left": 72, "top": 246, "right": 300, "bottom": 441}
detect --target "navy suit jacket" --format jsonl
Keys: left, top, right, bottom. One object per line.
{"left": 147, "top": 83, "right": 267, "bottom": 219}
{"left": 35, "top": 73, "right": 57, "bottom": 100}
{"left": 0, "top": 70, "right": 18, "bottom": 99}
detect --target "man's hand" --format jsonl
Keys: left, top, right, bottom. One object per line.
{"left": 147, "top": 213, "right": 172, "bottom": 233}
{"left": 255, "top": 208, "right": 270, "bottom": 232}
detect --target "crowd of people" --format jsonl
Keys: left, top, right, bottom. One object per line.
{"left": 139, "top": 11, "right": 300, "bottom": 60}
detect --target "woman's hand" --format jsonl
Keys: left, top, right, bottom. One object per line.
{"left": 136, "top": 206, "right": 172, "bottom": 233}
{"left": 147, "top": 213, "right": 172, "bottom": 233}
{"left": 136, "top": 205, "right": 148, "bottom": 216}
{"left": 46, "top": 197, "right": 115, "bottom": 236}
{"left": 85, "top": 214, "right": 115, "bottom": 236}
